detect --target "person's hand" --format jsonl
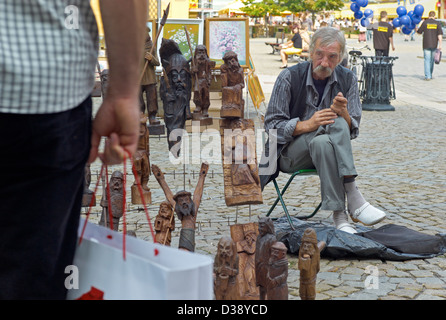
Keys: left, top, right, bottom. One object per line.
{"left": 88, "top": 95, "right": 140, "bottom": 165}
{"left": 330, "top": 92, "right": 348, "bottom": 117}
{"left": 308, "top": 108, "right": 338, "bottom": 130}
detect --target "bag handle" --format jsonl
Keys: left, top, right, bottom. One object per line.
{"left": 79, "top": 149, "right": 157, "bottom": 260}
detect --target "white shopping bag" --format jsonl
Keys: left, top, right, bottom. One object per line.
{"left": 66, "top": 218, "right": 214, "bottom": 300}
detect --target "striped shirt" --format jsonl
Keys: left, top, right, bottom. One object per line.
{"left": 0, "top": 0, "right": 98, "bottom": 114}
{"left": 264, "top": 62, "right": 362, "bottom": 145}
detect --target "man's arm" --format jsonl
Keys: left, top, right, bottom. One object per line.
{"left": 89, "top": 0, "right": 148, "bottom": 165}
{"left": 151, "top": 165, "right": 176, "bottom": 208}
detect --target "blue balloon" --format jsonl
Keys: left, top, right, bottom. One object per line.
{"left": 414, "top": 4, "right": 424, "bottom": 17}
{"left": 354, "top": 11, "right": 363, "bottom": 20}
{"left": 397, "top": 6, "right": 407, "bottom": 17}
{"left": 401, "top": 26, "right": 412, "bottom": 35}
{"left": 360, "top": 17, "right": 370, "bottom": 27}
{"left": 408, "top": 10, "right": 414, "bottom": 19}
{"left": 362, "top": 0, "right": 368, "bottom": 7}
{"left": 412, "top": 15, "right": 422, "bottom": 24}
{"left": 350, "top": 3, "right": 360, "bottom": 12}
{"left": 400, "top": 14, "right": 411, "bottom": 26}
{"left": 356, "top": 0, "right": 366, "bottom": 7}
{"left": 392, "top": 17, "right": 401, "bottom": 28}
{"left": 364, "top": 8, "right": 373, "bottom": 17}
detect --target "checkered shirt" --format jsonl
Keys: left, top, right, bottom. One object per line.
{"left": 0, "top": 0, "right": 99, "bottom": 114}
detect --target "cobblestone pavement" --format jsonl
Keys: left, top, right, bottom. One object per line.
{"left": 87, "top": 33, "right": 446, "bottom": 300}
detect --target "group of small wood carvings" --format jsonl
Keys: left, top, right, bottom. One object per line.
{"left": 214, "top": 217, "right": 326, "bottom": 300}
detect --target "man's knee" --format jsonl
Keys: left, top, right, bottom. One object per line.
{"left": 309, "top": 134, "right": 332, "bottom": 157}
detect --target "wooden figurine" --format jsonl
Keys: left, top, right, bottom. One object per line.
{"left": 131, "top": 112, "right": 152, "bottom": 205}
{"left": 140, "top": 29, "right": 164, "bottom": 135}
{"left": 214, "top": 236, "right": 239, "bottom": 300}
{"left": 298, "top": 228, "right": 326, "bottom": 300}
{"left": 266, "top": 241, "right": 288, "bottom": 300}
{"left": 159, "top": 38, "right": 192, "bottom": 157}
{"left": 191, "top": 44, "right": 216, "bottom": 126}
{"left": 151, "top": 162, "right": 208, "bottom": 252}
{"left": 220, "top": 118, "right": 263, "bottom": 206}
{"left": 220, "top": 51, "right": 245, "bottom": 119}
{"left": 99, "top": 171, "right": 124, "bottom": 231}
{"left": 82, "top": 163, "right": 96, "bottom": 207}
{"left": 255, "top": 217, "right": 277, "bottom": 300}
{"left": 230, "top": 222, "right": 259, "bottom": 300}
{"left": 154, "top": 201, "right": 175, "bottom": 246}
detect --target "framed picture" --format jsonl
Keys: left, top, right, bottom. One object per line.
{"left": 146, "top": 19, "right": 156, "bottom": 41}
{"left": 205, "top": 18, "right": 249, "bottom": 69}
{"left": 247, "top": 73, "right": 264, "bottom": 109}
{"left": 157, "top": 19, "right": 204, "bottom": 61}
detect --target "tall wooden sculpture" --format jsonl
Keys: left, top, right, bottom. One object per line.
{"left": 99, "top": 171, "right": 124, "bottom": 231}
{"left": 220, "top": 118, "right": 262, "bottom": 206}
{"left": 140, "top": 29, "right": 164, "bottom": 135}
{"left": 152, "top": 162, "right": 208, "bottom": 252}
{"left": 190, "top": 44, "right": 215, "bottom": 126}
{"left": 266, "top": 241, "right": 288, "bottom": 300}
{"left": 220, "top": 51, "right": 245, "bottom": 119}
{"left": 214, "top": 236, "right": 239, "bottom": 300}
{"left": 159, "top": 38, "right": 192, "bottom": 157}
{"left": 298, "top": 228, "right": 326, "bottom": 300}
{"left": 82, "top": 163, "right": 96, "bottom": 207}
{"left": 255, "top": 217, "right": 276, "bottom": 300}
{"left": 154, "top": 201, "right": 175, "bottom": 246}
{"left": 230, "top": 222, "right": 259, "bottom": 300}
{"left": 131, "top": 113, "right": 151, "bottom": 205}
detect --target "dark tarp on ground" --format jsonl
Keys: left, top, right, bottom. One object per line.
{"left": 274, "top": 217, "right": 446, "bottom": 261}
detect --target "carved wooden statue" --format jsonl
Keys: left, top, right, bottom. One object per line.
{"left": 131, "top": 112, "right": 151, "bottom": 205}
{"left": 255, "top": 217, "right": 277, "bottom": 300}
{"left": 82, "top": 163, "right": 96, "bottom": 207}
{"left": 214, "top": 236, "right": 239, "bottom": 300}
{"left": 298, "top": 228, "right": 326, "bottom": 300}
{"left": 191, "top": 44, "right": 216, "bottom": 126}
{"left": 99, "top": 171, "right": 124, "bottom": 231}
{"left": 140, "top": 29, "right": 164, "bottom": 135}
{"left": 230, "top": 222, "right": 259, "bottom": 300}
{"left": 151, "top": 162, "right": 208, "bottom": 252}
{"left": 159, "top": 38, "right": 192, "bottom": 157}
{"left": 266, "top": 241, "right": 288, "bottom": 300}
{"left": 220, "top": 118, "right": 263, "bottom": 206}
{"left": 154, "top": 201, "right": 175, "bottom": 246}
{"left": 220, "top": 51, "right": 245, "bottom": 119}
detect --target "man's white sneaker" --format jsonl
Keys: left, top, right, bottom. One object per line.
{"left": 336, "top": 222, "right": 357, "bottom": 234}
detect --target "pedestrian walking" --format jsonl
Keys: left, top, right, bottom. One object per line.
{"left": 371, "top": 11, "right": 395, "bottom": 56}
{"left": 416, "top": 11, "right": 443, "bottom": 80}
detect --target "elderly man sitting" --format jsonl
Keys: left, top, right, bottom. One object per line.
{"left": 260, "top": 27, "right": 386, "bottom": 234}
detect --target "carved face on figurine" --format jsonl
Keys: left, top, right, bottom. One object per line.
{"left": 173, "top": 191, "right": 195, "bottom": 219}
{"left": 300, "top": 228, "right": 318, "bottom": 258}
{"left": 223, "top": 51, "right": 241, "bottom": 73}
{"left": 110, "top": 171, "right": 124, "bottom": 192}
{"left": 159, "top": 201, "right": 172, "bottom": 219}
{"left": 271, "top": 242, "right": 287, "bottom": 261}
{"left": 258, "top": 217, "right": 274, "bottom": 236}
{"left": 218, "top": 236, "right": 235, "bottom": 259}
{"left": 195, "top": 45, "right": 208, "bottom": 63}
{"left": 139, "top": 114, "right": 148, "bottom": 136}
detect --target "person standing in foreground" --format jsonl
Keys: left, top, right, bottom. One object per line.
{"left": 372, "top": 11, "right": 395, "bottom": 56}
{"left": 260, "top": 27, "right": 387, "bottom": 234}
{"left": 416, "top": 11, "right": 443, "bottom": 81}
{"left": 0, "top": 0, "right": 147, "bottom": 299}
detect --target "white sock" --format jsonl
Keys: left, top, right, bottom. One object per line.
{"left": 333, "top": 210, "right": 349, "bottom": 227}
{"left": 344, "top": 180, "right": 367, "bottom": 214}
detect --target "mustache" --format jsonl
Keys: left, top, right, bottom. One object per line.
{"left": 313, "top": 65, "right": 333, "bottom": 76}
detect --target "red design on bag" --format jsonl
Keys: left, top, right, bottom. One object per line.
{"left": 76, "top": 286, "right": 105, "bottom": 300}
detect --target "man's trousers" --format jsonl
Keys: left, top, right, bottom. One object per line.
{"left": 279, "top": 117, "right": 357, "bottom": 211}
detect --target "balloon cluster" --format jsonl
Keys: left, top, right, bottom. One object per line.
{"left": 392, "top": 4, "right": 424, "bottom": 34}
{"left": 350, "top": 0, "right": 374, "bottom": 27}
